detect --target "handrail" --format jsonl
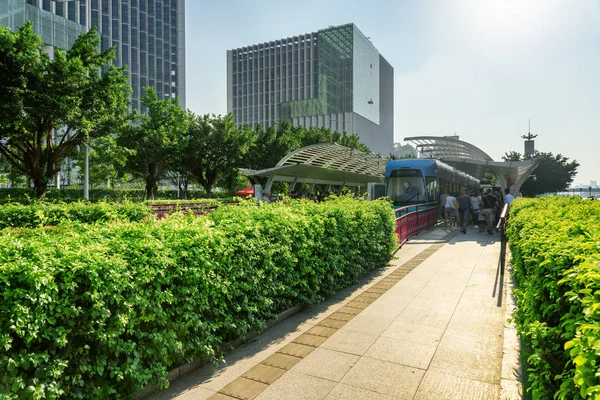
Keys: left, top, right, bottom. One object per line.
{"left": 496, "top": 203, "right": 509, "bottom": 275}
{"left": 394, "top": 201, "right": 439, "bottom": 246}
{"left": 393, "top": 201, "right": 438, "bottom": 216}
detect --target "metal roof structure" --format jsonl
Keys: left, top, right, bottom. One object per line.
{"left": 405, "top": 136, "right": 540, "bottom": 195}
{"left": 241, "top": 143, "right": 386, "bottom": 193}
{"left": 406, "top": 136, "right": 494, "bottom": 162}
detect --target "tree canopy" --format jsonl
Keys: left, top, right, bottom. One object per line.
{"left": 180, "top": 113, "right": 253, "bottom": 196}
{"left": 0, "top": 22, "right": 130, "bottom": 197}
{"left": 117, "top": 87, "right": 188, "bottom": 199}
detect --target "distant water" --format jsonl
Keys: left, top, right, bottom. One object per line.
{"left": 553, "top": 190, "right": 600, "bottom": 199}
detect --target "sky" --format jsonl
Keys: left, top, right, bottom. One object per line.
{"left": 185, "top": 0, "right": 600, "bottom": 185}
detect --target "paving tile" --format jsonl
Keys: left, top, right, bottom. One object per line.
{"left": 342, "top": 314, "right": 395, "bottom": 336}
{"left": 255, "top": 370, "right": 336, "bottom": 400}
{"left": 219, "top": 377, "right": 268, "bottom": 400}
{"left": 365, "top": 287, "right": 388, "bottom": 294}
{"left": 413, "top": 368, "right": 500, "bottom": 400}
{"left": 395, "top": 306, "right": 453, "bottom": 329}
{"left": 358, "top": 292, "right": 382, "bottom": 300}
{"left": 365, "top": 336, "right": 437, "bottom": 369}
{"left": 292, "top": 333, "right": 328, "bottom": 347}
{"left": 261, "top": 353, "right": 302, "bottom": 370}
{"left": 336, "top": 305, "right": 362, "bottom": 315}
{"left": 441, "top": 326, "right": 504, "bottom": 354}
{"left": 327, "top": 312, "right": 354, "bottom": 322}
{"left": 381, "top": 320, "right": 445, "bottom": 346}
{"left": 242, "top": 364, "right": 286, "bottom": 385}
{"left": 353, "top": 295, "right": 377, "bottom": 305}
{"left": 501, "top": 378, "right": 523, "bottom": 400}
{"left": 305, "top": 325, "right": 338, "bottom": 338}
{"left": 340, "top": 357, "right": 425, "bottom": 399}
{"left": 207, "top": 393, "right": 238, "bottom": 400}
{"left": 291, "top": 347, "right": 360, "bottom": 382}
{"left": 321, "top": 329, "right": 379, "bottom": 356}
{"left": 429, "top": 340, "right": 502, "bottom": 384}
{"left": 278, "top": 342, "right": 316, "bottom": 358}
{"left": 317, "top": 317, "right": 348, "bottom": 329}
{"left": 159, "top": 386, "right": 215, "bottom": 400}
{"left": 324, "top": 383, "right": 395, "bottom": 400}
{"left": 344, "top": 301, "right": 369, "bottom": 310}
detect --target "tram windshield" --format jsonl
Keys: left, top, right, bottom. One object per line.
{"left": 387, "top": 169, "right": 427, "bottom": 207}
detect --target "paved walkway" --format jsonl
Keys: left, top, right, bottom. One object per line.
{"left": 150, "top": 227, "right": 511, "bottom": 400}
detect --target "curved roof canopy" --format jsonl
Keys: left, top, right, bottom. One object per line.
{"left": 241, "top": 143, "right": 386, "bottom": 191}
{"left": 405, "top": 136, "right": 494, "bottom": 162}
{"left": 405, "top": 136, "right": 540, "bottom": 194}
{"left": 276, "top": 143, "right": 385, "bottom": 176}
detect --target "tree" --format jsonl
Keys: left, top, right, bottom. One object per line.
{"left": 181, "top": 113, "right": 252, "bottom": 196}
{"left": 118, "top": 87, "right": 188, "bottom": 199}
{"left": 502, "top": 151, "right": 523, "bottom": 162}
{"left": 521, "top": 151, "right": 579, "bottom": 196}
{"left": 0, "top": 22, "right": 130, "bottom": 197}
{"left": 71, "top": 135, "right": 129, "bottom": 188}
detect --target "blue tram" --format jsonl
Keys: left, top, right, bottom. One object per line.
{"left": 385, "top": 159, "right": 479, "bottom": 208}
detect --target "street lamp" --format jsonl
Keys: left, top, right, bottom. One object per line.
{"left": 52, "top": 0, "right": 91, "bottom": 200}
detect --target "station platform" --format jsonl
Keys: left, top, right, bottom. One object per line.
{"left": 149, "top": 227, "right": 520, "bottom": 400}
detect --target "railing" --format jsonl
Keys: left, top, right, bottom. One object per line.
{"left": 496, "top": 203, "right": 510, "bottom": 275}
{"left": 393, "top": 201, "right": 439, "bottom": 246}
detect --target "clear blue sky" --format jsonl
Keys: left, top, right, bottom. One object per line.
{"left": 185, "top": 0, "right": 600, "bottom": 185}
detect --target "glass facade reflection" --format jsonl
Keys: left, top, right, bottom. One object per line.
{"left": 1, "top": 0, "right": 186, "bottom": 112}
{"left": 227, "top": 23, "right": 392, "bottom": 155}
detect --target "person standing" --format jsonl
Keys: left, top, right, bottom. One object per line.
{"left": 470, "top": 191, "right": 481, "bottom": 229}
{"left": 504, "top": 188, "right": 515, "bottom": 208}
{"left": 456, "top": 188, "right": 472, "bottom": 234}
{"left": 482, "top": 189, "right": 498, "bottom": 234}
{"left": 444, "top": 192, "right": 458, "bottom": 229}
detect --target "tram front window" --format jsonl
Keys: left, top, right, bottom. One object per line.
{"left": 387, "top": 169, "right": 426, "bottom": 206}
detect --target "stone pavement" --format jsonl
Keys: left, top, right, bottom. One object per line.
{"left": 149, "top": 227, "right": 512, "bottom": 400}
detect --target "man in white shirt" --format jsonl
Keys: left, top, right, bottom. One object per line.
{"left": 444, "top": 193, "right": 458, "bottom": 229}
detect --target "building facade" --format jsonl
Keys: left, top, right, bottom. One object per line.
{"left": 1, "top": 0, "right": 186, "bottom": 112}
{"left": 227, "top": 23, "right": 393, "bottom": 155}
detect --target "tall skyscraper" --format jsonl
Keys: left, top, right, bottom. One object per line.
{"left": 226, "top": 23, "right": 393, "bottom": 155}
{"left": 1, "top": 0, "right": 186, "bottom": 112}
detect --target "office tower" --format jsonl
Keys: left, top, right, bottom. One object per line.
{"left": 227, "top": 23, "right": 393, "bottom": 155}
{"left": 1, "top": 0, "right": 186, "bottom": 112}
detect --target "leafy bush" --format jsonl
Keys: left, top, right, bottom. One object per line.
{"left": 0, "top": 197, "right": 396, "bottom": 398}
{"left": 507, "top": 197, "right": 600, "bottom": 399}
{"left": 0, "top": 201, "right": 150, "bottom": 230}
{"left": 0, "top": 188, "right": 232, "bottom": 204}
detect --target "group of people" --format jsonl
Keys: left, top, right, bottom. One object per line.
{"left": 441, "top": 187, "right": 514, "bottom": 235}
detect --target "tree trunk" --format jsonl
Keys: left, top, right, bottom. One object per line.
{"left": 145, "top": 179, "right": 158, "bottom": 200}
{"left": 33, "top": 175, "right": 48, "bottom": 199}
{"left": 203, "top": 183, "right": 212, "bottom": 198}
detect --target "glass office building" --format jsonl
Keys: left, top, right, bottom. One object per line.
{"left": 227, "top": 23, "right": 393, "bottom": 155}
{"left": 1, "top": 0, "right": 186, "bottom": 112}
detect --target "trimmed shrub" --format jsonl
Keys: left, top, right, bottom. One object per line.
{"left": 0, "top": 188, "right": 232, "bottom": 204}
{"left": 507, "top": 197, "right": 600, "bottom": 399}
{"left": 0, "top": 197, "right": 397, "bottom": 398}
{"left": 0, "top": 201, "right": 151, "bottom": 230}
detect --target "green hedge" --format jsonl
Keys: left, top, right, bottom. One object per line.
{"left": 507, "top": 197, "right": 600, "bottom": 399}
{"left": 0, "top": 201, "right": 151, "bottom": 230}
{"left": 0, "top": 188, "right": 231, "bottom": 204}
{"left": 0, "top": 197, "right": 397, "bottom": 398}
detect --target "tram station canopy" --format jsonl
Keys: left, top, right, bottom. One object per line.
{"left": 404, "top": 136, "right": 539, "bottom": 194}
{"left": 241, "top": 143, "right": 386, "bottom": 193}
